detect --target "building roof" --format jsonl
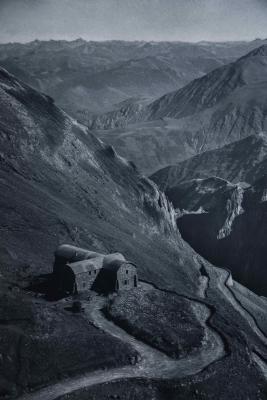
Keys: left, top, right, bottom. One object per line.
{"left": 67, "top": 256, "right": 104, "bottom": 275}
{"left": 55, "top": 244, "right": 102, "bottom": 263}
{"left": 55, "top": 245, "right": 137, "bottom": 275}
{"left": 103, "top": 259, "right": 137, "bottom": 273}
{"left": 103, "top": 252, "right": 125, "bottom": 267}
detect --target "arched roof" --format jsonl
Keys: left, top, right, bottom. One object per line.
{"left": 55, "top": 245, "right": 137, "bottom": 276}
{"left": 103, "top": 259, "right": 137, "bottom": 273}
{"left": 103, "top": 252, "right": 125, "bottom": 267}
{"left": 67, "top": 256, "right": 104, "bottom": 275}
{"left": 55, "top": 244, "right": 102, "bottom": 263}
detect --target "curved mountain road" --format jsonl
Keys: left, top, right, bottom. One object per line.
{"left": 18, "top": 284, "right": 225, "bottom": 400}
{"left": 207, "top": 266, "right": 267, "bottom": 347}
{"left": 205, "top": 265, "right": 267, "bottom": 377}
{"left": 17, "top": 267, "right": 267, "bottom": 400}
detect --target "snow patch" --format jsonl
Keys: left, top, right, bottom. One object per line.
{"left": 177, "top": 207, "right": 207, "bottom": 217}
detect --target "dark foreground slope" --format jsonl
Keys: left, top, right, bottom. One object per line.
{"left": 0, "top": 68, "right": 267, "bottom": 400}
{"left": 0, "top": 283, "right": 138, "bottom": 396}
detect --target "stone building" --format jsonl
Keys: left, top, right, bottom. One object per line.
{"left": 53, "top": 244, "right": 138, "bottom": 295}
{"left": 96, "top": 259, "right": 138, "bottom": 293}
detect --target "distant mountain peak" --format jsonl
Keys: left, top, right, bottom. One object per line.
{"left": 241, "top": 44, "right": 267, "bottom": 59}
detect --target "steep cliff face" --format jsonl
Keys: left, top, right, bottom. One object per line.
{"left": 159, "top": 175, "right": 267, "bottom": 296}
{"left": 216, "top": 185, "right": 244, "bottom": 240}
{"left": 151, "top": 131, "right": 267, "bottom": 296}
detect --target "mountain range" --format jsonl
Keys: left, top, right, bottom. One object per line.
{"left": 1, "top": 38, "right": 267, "bottom": 120}
{"left": 1, "top": 44, "right": 267, "bottom": 399}
{"left": 90, "top": 43, "right": 267, "bottom": 174}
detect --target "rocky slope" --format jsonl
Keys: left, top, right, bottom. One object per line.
{"left": 144, "top": 44, "right": 267, "bottom": 121}
{"left": 95, "top": 118, "right": 203, "bottom": 175}
{"left": 0, "top": 66, "right": 200, "bottom": 293}
{"left": 91, "top": 44, "right": 267, "bottom": 174}
{"left": 151, "top": 134, "right": 267, "bottom": 296}
{"left": 1, "top": 68, "right": 267, "bottom": 399}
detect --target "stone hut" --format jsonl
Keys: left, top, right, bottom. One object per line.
{"left": 53, "top": 245, "right": 138, "bottom": 295}
{"left": 53, "top": 245, "right": 103, "bottom": 294}
{"left": 99, "top": 259, "right": 138, "bottom": 293}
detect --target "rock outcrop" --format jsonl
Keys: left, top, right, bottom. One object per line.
{"left": 154, "top": 174, "right": 267, "bottom": 296}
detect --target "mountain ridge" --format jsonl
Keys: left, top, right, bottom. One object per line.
{"left": 2, "top": 38, "right": 267, "bottom": 120}
{"left": 150, "top": 133, "right": 267, "bottom": 190}
{"left": 89, "top": 43, "right": 267, "bottom": 174}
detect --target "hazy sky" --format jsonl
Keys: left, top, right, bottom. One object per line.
{"left": 0, "top": 0, "right": 267, "bottom": 43}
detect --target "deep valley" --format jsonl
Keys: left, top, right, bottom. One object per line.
{"left": 0, "top": 33, "right": 267, "bottom": 400}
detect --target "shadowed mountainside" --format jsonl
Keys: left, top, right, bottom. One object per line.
{"left": 151, "top": 136, "right": 267, "bottom": 296}
{"left": 174, "top": 177, "right": 267, "bottom": 296}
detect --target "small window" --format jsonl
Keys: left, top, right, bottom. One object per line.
{"left": 124, "top": 280, "right": 128, "bottom": 285}
{"left": 89, "top": 271, "right": 91, "bottom": 275}
{"left": 126, "top": 270, "right": 128, "bottom": 274}
{"left": 83, "top": 282, "right": 86, "bottom": 288}
{"left": 94, "top": 270, "right": 97, "bottom": 274}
